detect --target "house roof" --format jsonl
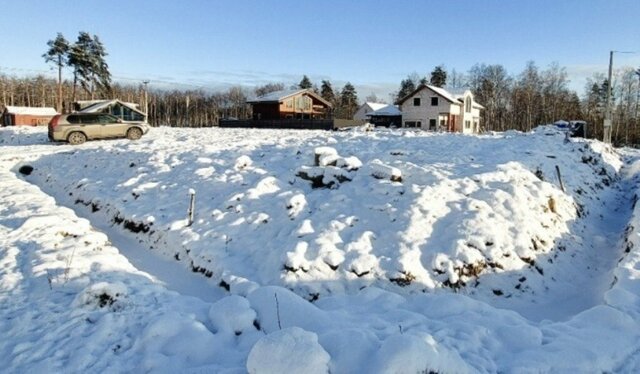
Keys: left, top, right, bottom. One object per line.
{"left": 364, "top": 102, "right": 388, "bottom": 111}
{"left": 367, "top": 104, "right": 401, "bottom": 117}
{"left": 78, "top": 99, "right": 145, "bottom": 116}
{"left": 396, "top": 84, "right": 458, "bottom": 105}
{"left": 247, "top": 89, "right": 332, "bottom": 108}
{"left": 454, "top": 94, "right": 485, "bottom": 110}
{"left": 3, "top": 106, "right": 57, "bottom": 116}
{"left": 396, "top": 84, "right": 483, "bottom": 110}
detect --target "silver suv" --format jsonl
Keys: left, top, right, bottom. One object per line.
{"left": 48, "top": 113, "right": 149, "bottom": 145}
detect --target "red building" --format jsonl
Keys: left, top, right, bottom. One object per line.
{"left": 2, "top": 106, "right": 58, "bottom": 126}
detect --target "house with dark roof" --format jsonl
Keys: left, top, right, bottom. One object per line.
{"left": 75, "top": 99, "right": 147, "bottom": 122}
{"left": 247, "top": 89, "right": 332, "bottom": 120}
{"left": 2, "top": 106, "right": 58, "bottom": 126}
{"left": 365, "top": 104, "right": 402, "bottom": 128}
{"left": 396, "top": 85, "right": 483, "bottom": 133}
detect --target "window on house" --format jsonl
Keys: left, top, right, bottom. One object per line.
{"left": 413, "top": 98, "right": 421, "bottom": 106}
{"left": 286, "top": 100, "right": 292, "bottom": 108}
{"left": 431, "top": 97, "right": 438, "bottom": 106}
{"left": 405, "top": 121, "right": 421, "bottom": 128}
{"left": 465, "top": 120, "right": 471, "bottom": 129}
{"left": 465, "top": 97, "right": 472, "bottom": 113}
{"left": 429, "top": 119, "right": 437, "bottom": 130}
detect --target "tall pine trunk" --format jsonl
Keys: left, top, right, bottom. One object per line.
{"left": 57, "top": 55, "right": 63, "bottom": 113}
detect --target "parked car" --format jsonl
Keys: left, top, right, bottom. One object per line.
{"left": 48, "top": 113, "right": 149, "bottom": 145}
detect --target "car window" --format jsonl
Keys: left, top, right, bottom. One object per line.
{"left": 98, "top": 114, "right": 116, "bottom": 124}
{"left": 80, "top": 114, "right": 100, "bottom": 124}
{"left": 66, "top": 115, "right": 80, "bottom": 124}
{"left": 122, "top": 106, "right": 144, "bottom": 121}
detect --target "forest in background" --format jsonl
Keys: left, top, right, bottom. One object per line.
{"left": 1, "top": 32, "right": 639, "bottom": 146}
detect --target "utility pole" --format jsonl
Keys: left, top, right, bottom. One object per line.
{"left": 142, "top": 80, "right": 149, "bottom": 122}
{"left": 603, "top": 51, "right": 613, "bottom": 144}
{"left": 604, "top": 51, "right": 637, "bottom": 144}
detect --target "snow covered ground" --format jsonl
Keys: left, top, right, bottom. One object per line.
{"left": 1, "top": 125, "right": 640, "bottom": 372}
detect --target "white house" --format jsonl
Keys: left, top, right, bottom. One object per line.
{"left": 397, "top": 85, "right": 483, "bottom": 134}
{"left": 353, "top": 102, "right": 388, "bottom": 121}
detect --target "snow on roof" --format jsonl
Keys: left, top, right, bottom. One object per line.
{"left": 365, "top": 102, "right": 388, "bottom": 111}
{"left": 248, "top": 89, "right": 306, "bottom": 103}
{"left": 79, "top": 99, "right": 145, "bottom": 115}
{"left": 3, "top": 106, "right": 57, "bottom": 116}
{"left": 247, "top": 89, "right": 332, "bottom": 108}
{"left": 426, "top": 85, "right": 459, "bottom": 103}
{"left": 366, "top": 104, "right": 401, "bottom": 116}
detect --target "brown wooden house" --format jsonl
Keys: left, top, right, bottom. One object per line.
{"left": 248, "top": 89, "right": 332, "bottom": 120}
{"left": 2, "top": 106, "right": 58, "bottom": 126}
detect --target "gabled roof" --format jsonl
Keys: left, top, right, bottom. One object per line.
{"left": 397, "top": 84, "right": 459, "bottom": 105}
{"left": 247, "top": 89, "right": 332, "bottom": 108}
{"left": 367, "top": 104, "right": 401, "bottom": 116}
{"left": 364, "top": 102, "right": 388, "bottom": 112}
{"left": 3, "top": 106, "right": 57, "bottom": 116}
{"left": 396, "top": 84, "right": 483, "bottom": 110}
{"left": 454, "top": 94, "right": 485, "bottom": 110}
{"left": 79, "top": 99, "right": 145, "bottom": 116}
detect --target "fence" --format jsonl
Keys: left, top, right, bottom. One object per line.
{"left": 219, "top": 119, "right": 364, "bottom": 130}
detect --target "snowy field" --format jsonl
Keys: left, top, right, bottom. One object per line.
{"left": 1, "top": 125, "right": 640, "bottom": 372}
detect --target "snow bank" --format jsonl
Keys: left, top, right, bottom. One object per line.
{"left": 4, "top": 126, "right": 640, "bottom": 373}
{"left": 247, "top": 327, "right": 330, "bottom": 374}
{"left": 607, "top": 156, "right": 640, "bottom": 315}
{"left": 20, "top": 127, "right": 624, "bottom": 303}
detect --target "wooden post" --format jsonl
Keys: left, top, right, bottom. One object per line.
{"left": 187, "top": 189, "right": 195, "bottom": 226}
{"left": 555, "top": 165, "right": 565, "bottom": 193}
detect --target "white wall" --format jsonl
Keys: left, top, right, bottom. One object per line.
{"left": 460, "top": 91, "right": 482, "bottom": 134}
{"left": 353, "top": 104, "right": 371, "bottom": 121}
{"left": 400, "top": 87, "right": 460, "bottom": 131}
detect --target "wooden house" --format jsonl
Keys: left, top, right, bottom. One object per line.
{"left": 247, "top": 89, "right": 332, "bottom": 120}
{"left": 397, "top": 85, "right": 483, "bottom": 134}
{"left": 2, "top": 106, "right": 58, "bottom": 126}
{"left": 75, "top": 99, "right": 146, "bottom": 122}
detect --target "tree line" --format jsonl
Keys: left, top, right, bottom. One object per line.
{"left": 2, "top": 33, "right": 640, "bottom": 146}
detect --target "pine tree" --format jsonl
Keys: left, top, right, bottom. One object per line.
{"left": 395, "top": 78, "right": 415, "bottom": 103}
{"left": 68, "top": 32, "right": 112, "bottom": 101}
{"left": 68, "top": 32, "right": 92, "bottom": 101}
{"left": 299, "top": 75, "right": 312, "bottom": 89}
{"left": 430, "top": 65, "right": 447, "bottom": 87}
{"left": 43, "top": 33, "right": 69, "bottom": 112}
{"left": 338, "top": 82, "right": 358, "bottom": 119}
{"left": 89, "top": 35, "right": 112, "bottom": 97}
{"left": 320, "top": 80, "right": 335, "bottom": 104}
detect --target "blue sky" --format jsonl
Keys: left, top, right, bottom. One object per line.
{"left": 1, "top": 0, "right": 639, "bottom": 102}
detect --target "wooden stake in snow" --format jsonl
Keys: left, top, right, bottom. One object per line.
{"left": 187, "top": 188, "right": 196, "bottom": 226}
{"left": 555, "top": 165, "right": 565, "bottom": 193}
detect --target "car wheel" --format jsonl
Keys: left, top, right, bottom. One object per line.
{"left": 67, "top": 131, "right": 87, "bottom": 145}
{"left": 126, "top": 127, "right": 142, "bottom": 140}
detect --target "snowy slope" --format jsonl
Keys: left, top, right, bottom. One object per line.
{"left": 1, "top": 125, "right": 640, "bottom": 372}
